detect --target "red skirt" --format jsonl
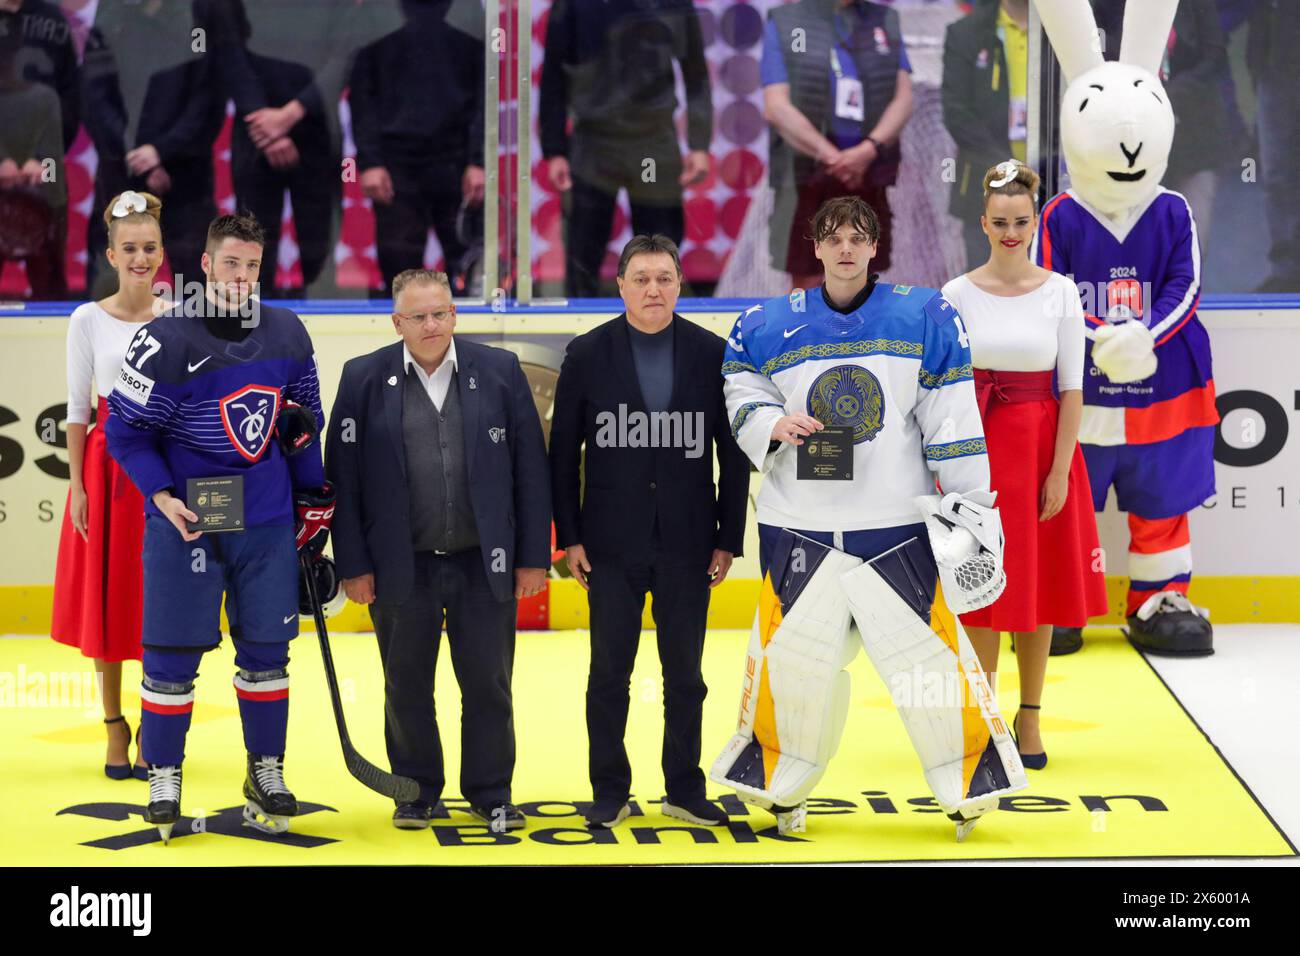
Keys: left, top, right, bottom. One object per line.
{"left": 960, "top": 370, "right": 1108, "bottom": 631}
{"left": 50, "top": 397, "right": 145, "bottom": 662}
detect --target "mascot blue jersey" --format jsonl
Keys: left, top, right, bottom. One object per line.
{"left": 1034, "top": 186, "right": 1217, "bottom": 449}
{"left": 723, "top": 282, "right": 990, "bottom": 532}
{"left": 105, "top": 302, "right": 326, "bottom": 528}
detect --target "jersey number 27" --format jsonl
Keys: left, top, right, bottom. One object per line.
{"left": 125, "top": 328, "right": 162, "bottom": 370}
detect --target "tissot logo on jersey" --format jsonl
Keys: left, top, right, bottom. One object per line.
{"left": 113, "top": 365, "right": 155, "bottom": 406}
{"left": 219, "top": 384, "right": 282, "bottom": 462}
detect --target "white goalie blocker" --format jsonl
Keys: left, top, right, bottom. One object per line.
{"left": 711, "top": 517, "right": 1026, "bottom": 839}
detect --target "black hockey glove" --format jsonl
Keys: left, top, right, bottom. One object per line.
{"left": 276, "top": 401, "right": 318, "bottom": 457}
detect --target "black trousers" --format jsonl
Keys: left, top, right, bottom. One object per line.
{"left": 369, "top": 549, "right": 517, "bottom": 808}
{"left": 230, "top": 129, "right": 339, "bottom": 297}
{"left": 156, "top": 164, "right": 218, "bottom": 296}
{"left": 564, "top": 127, "right": 685, "bottom": 298}
{"left": 585, "top": 550, "right": 712, "bottom": 804}
{"left": 372, "top": 154, "right": 470, "bottom": 293}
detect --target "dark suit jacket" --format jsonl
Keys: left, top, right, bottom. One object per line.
{"left": 549, "top": 313, "right": 749, "bottom": 565}
{"left": 941, "top": 0, "right": 1056, "bottom": 220}
{"left": 325, "top": 338, "right": 552, "bottom": 605}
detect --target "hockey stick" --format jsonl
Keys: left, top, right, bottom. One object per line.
{"left": 301, "top": 554, "right": 420, "bottom": 802}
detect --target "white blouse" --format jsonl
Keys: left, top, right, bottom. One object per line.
{"left": 940, "top": 271, "right": 1085, "bottom": 392}
{"left": 65, "top": 302, "right": 152, "bottom": 425}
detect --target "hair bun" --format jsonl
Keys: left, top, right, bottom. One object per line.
{"left": 103, "top": 191, "right": 164, "bottom": 230}
{"left": 981, "top": 159, "right": 1041, "bottom": 204}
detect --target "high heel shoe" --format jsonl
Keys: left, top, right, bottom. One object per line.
{"left": 104, "top": 715, "right": 132, "bottom": 780}
{"left": 1012, "top": 704, "right": 1048, "bottom": 770}
{"left": 131, "top": 721, "right": 148, "bottom": 781}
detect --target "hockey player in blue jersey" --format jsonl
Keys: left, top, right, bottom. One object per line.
{"left": 712, "top": 197, "right": 1026, "bottom": 839}
{"left": 105, "top": 213, "right": 334, "bottom": 842}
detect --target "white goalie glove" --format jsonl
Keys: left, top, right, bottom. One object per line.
{"left": 916, "top": 491, "right": 1006, "bottom": 615}
{"left": 1092, "top": 320, "right": 1157, "bottom": 384}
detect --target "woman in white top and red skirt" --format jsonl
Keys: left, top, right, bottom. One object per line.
{"left": 51, "top": 191, "right": 167, "bottom": 779}
{"left": 942, "top": 161, "right": 1107, "bottom": 769}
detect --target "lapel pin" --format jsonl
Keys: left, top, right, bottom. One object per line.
{"left": 468, "top": 376, "right": 477, "bottom": 390}
{"left": 387, "top": 375, "right": 397, "bottom": 386}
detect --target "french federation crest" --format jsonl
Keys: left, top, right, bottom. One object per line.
{"left": 808, "top": 365, "right": 885, "bottom": 444}
{"left": 220, "top": 384, "right": 281, "bottom": 462}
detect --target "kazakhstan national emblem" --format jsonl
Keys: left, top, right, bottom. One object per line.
{"left": 220, "top": 384, "right": 281, "bottom": 462}
{"left": 808, "top": 364, "right": 885, "bottom": 443}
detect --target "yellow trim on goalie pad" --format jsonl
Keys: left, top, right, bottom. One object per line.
{"left": 927, "top": 593, "right": 988, "bottom": 799}
{"left": 755, "top": 574, "right": 783, "bottom": 790}
{"left": 712, "top": 544, "right": 864, "bottom": 808}
{"left": 840, "top": 562, "right": 1026, "bottom": 819}
{"left": 1, "top": 632, "right": 1293, "bottom": 864}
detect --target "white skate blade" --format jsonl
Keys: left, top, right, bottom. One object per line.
{"left": 955, "top": 817, "right": 978, "bottom": 842}
{"left": 242, "top": 800, "right": 290, "bottom": 835}
{"left": 775, "top": 803, "right": 807, "bottom": 834}
{"left": 156, "top": 822, "right": 174, "bottom": 845}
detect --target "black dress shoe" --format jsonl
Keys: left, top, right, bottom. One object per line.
{"left": 662, "top": 797, "right": 728, "bottom": 826}
{"left": 393, "top": 801, "right": 433, "bottom": 830}
{"left": 584, "top": 798, "right": 631, "bottom": 829}
{"left": 1049, "top": 627, "right": 1084, "bottom": 656}
{"left": 470, "top": 802, "right": 525, "bottom": 832}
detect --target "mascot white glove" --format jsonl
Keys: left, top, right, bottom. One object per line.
{"left": 916, "top": 491, "right": 1006, "bottom": 615}
{"left": 1092, "top": 320, "right": 1157, "bottom": 384}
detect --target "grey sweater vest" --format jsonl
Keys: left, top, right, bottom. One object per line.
{"left": 402, "top": 368, "right": 479, "bottom": 553}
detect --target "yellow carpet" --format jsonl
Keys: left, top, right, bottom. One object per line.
{"left": 1, "top": 628, "right": 1292, "bottom": 864}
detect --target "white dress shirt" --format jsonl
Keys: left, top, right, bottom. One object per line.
{"left": 402, "top": 338, "right": 458, "bottom": 411}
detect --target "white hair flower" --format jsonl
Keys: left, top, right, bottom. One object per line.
{"left": 989, "top": 160, "right": 1023, "bottom": 189}
{"left": 111, "top": 191, "right": 148, "bottom": 218}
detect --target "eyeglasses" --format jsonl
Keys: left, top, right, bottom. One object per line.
{"left": 395, "top": 309, "right": 455, "bottom": 326}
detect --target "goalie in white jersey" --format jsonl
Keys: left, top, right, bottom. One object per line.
{"left": 713, "top": 197, "right": 1027, "bottom": 839}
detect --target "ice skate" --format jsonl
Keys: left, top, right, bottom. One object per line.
{"left": 773, "top": 801, "right": 807, "bottom": 835}
{"left": 954, "top": 815, "right": 979, "bottom": 843}
{"left": 144, "top": 765, "right": 182, "bottom": 844}
{"left": 242, "top": 754, "right": 298, "bottom": 835}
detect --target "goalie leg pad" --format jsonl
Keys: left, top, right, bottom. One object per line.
{"left": 711, "top": 530, "right": 863, "bottom": 809}
{"left": 841, "top": 537, "right": 1027, "bottom": 821}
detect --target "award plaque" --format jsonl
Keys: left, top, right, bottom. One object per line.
{"left": 186, "top": 476, "right": 246, "bottom": 532}
{"left": 797, "top": 426, "right": 853, "bottom": 480}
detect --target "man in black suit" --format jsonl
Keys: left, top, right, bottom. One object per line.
{"left": 550, "top": 234, "right": 750, "bottom": 829}
{"left": 325, "top": 268, "right": 551, "bottom": 831}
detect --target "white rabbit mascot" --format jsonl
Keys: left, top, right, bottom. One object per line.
{"left": 1030, "top": 0, "right": 1216, "bottom": 656}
